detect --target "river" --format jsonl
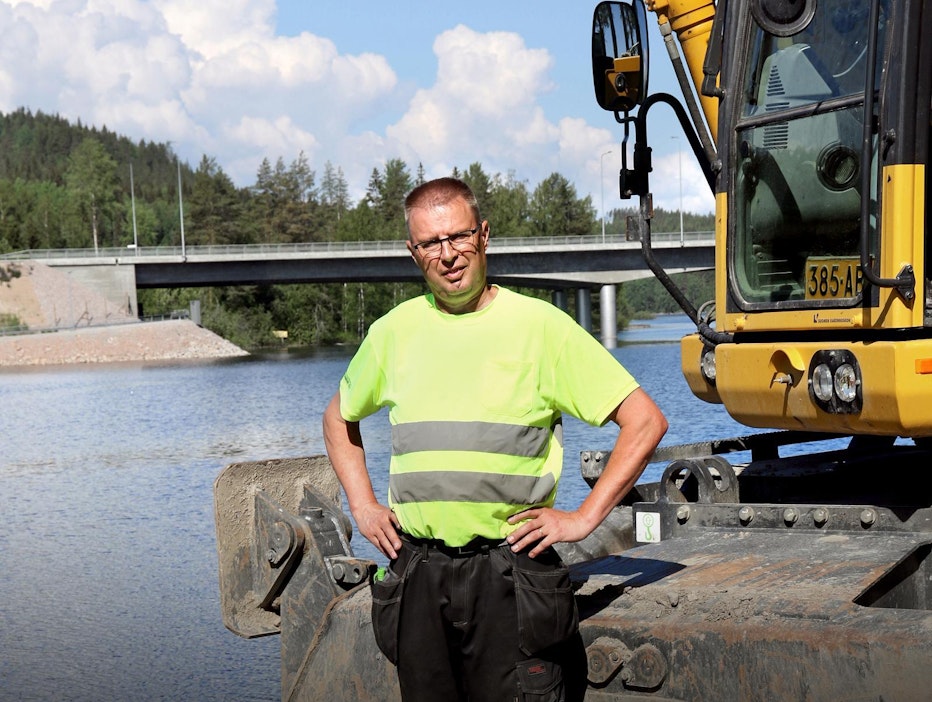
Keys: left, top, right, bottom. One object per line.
{"left": 0, "top": 315, "right": 773, "bottom": 701}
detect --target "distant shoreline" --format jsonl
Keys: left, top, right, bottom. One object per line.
{"left": 0, "top": 319, "right": 248, "bottom": 368}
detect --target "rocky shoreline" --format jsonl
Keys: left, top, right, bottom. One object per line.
{"left": 0, "top": 319, "right": 249, "bottom": 368}
{"left": 1, "top": 261, "right": 248, "bottom": 367}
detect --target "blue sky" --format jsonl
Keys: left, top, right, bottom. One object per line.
{"left": 0, "top": 0, "right": 714, "bottom": 217}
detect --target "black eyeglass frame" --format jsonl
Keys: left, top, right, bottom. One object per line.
{"left": 411, "top": 226, "right": 482, "bottom": 257}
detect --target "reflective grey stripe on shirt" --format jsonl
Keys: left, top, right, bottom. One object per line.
{"left": 391, "top": 419, "right": 562, "bottom": 457}
{"left": 389, "top": 470, "right": 556, "bottom": 505}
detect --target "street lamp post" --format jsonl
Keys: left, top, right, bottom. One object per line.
{"left": 601, "top": 149, "right": 613, "bottom": 242}
{"left": 177, "top": 158, "right": 186, "bottom": 259}
{"left": 130, "top": 163, "right": 139, "bottom": 255}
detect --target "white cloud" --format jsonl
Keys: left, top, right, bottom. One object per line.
{"left": 386, "top": 25, "right": 566, "bottom": 185}
{"left": 224, "top": 114, "right": 319, "bottom": 158}
{"left": 152, "top": 0, "right": 277, "bottom": 57}
{"left": 0, "top": 0, "right": 714, "bottom": 216}
{"left": 650, "top": 151, "right": 715, "bottom": 215}
{"left": 0, "top": 0, "right": 398, "bottom": 186}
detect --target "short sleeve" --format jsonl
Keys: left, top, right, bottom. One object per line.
{"left": 339, "top": 334, "right": 386, "bottom": 422}
{"left": 549, "top": 318, "right": 640, "bottom": 426}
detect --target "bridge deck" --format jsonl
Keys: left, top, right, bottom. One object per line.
{"left": 2, "top": 232, "right": 714, "bottom": 288}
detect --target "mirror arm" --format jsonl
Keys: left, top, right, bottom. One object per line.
{"left": 618, "top": 93, "right": 731, "bottom": 345}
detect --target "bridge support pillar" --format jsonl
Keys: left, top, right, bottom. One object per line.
{"left": 600, "top": 285, "right": 617, "bottom": 349}
{"left": 551, "top": 289, "right": 568, "bottom": 312}
{"left": 576, "top": 288, "right": 592, "bottom": 334}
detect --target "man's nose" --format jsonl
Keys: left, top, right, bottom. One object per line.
{"left": 439, "top": 238, "right": 458, "bottom": 261}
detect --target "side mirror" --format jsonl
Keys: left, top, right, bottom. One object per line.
{"left": 592, "top": 0, "right": 650, "bottom": 112}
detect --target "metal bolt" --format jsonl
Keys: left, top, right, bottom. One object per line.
{"left": 860, "top": 509, "right": 876, "bottom": 527}
{"left": 783, "top": 508, "right": 799, "bottom": 525}
{"left": 812, "top": 507, "right": 828, "bottom": 527}
{"left": 676, "top": 505, "right": 691, "bottom": 523}
{"left": 331, "top": 562, "right": 345, "bottom": 580}
{"left": 738, "top": 506, "right": 755, "bottom": 525}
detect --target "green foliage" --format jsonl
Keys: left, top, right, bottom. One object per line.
{"left": 0, "top": 312, "right": 24, "bottom": 331}
{"left": 529, "top": 173, "right": 597, "bottom": 237}
{"left": 2, "top": 108, "right": 709, "bottom": 350}
{"left": 604, "top": 206, "right": 714, "bottom": 239}
{"left": 621, "top": 271, "right": 715, "bottom": 317}
{"left": 65, "top": 138, "right": 122, "bottom": 250}
{"left": 0, "top": 262, "right": 22, "bottom": 283}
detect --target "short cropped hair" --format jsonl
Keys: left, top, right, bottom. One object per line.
{"left": 404, "top": 177, "right": 481, "bottom": 235}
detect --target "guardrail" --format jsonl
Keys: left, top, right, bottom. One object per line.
{"left": 0, "top": 317, "right": 143, "bottom": 338}
{"left": 0, "top": 231, "right": 714, "bottom": 261}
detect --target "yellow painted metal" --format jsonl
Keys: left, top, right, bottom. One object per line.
{"left": 721, "top": 307, "right": 868, "bottom": 334}
{"left": 714, "top": 191, "right": 727, "bottom": 317}
{"left": 646, "top": 0, "right": 719, "bottom": 142}
{"left": 868, "top": 164, "right": 926, "bottom": 329}
{"left": 701, "top": 176, "right": 929, "bottom": 435}
{"left": 716, "top": 166, "right": 926, "bottom": 335}
{"left": 715, "top": 340, "right": 932, "bottom": 437}
{"left": 645, "top": 7, "right": 928, "bottom": 439}
{"left": 606, "top": 54, "right": 644, "bottom": 110}
{"left": 680, "top": 333, "right": 722, "bottom": 403}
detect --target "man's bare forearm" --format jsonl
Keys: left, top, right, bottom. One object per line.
{"left": 322, "top": 392, "right": 401, "bottom": 558}
{"left": 577, "top": 388, "right": 668, "bottom": 531}
{"left": 322, "top": 392, "right": 376, "bottom": 511}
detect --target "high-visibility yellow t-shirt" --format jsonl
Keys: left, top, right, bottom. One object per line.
{"left": 339, "top": 286, "right": 639, "bottom": 546}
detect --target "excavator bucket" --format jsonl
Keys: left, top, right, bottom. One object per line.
{"left": 213, "top": 455, "right": 345, "bottom": 638}
{"left": 213, "top": 455, "right": 400, "bottom": 701}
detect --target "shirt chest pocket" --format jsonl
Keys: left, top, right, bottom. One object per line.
{"left": 479, "top": 360, "right": 538, "bottom": 418}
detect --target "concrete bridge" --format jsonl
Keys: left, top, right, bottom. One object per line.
{"left": 2, "top": 231, "right": 714, "bottom": 346}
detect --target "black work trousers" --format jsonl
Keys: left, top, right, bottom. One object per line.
{"left": 382, "top": 536, "right": 586, "bottom": 702}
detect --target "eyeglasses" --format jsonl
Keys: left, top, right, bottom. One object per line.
{"left": 411, "top": 226, "right": 481, "bottom": 258}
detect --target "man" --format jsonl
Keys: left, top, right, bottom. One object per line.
{"left": 322, "top": 177, "right": 667, "bottom": 702}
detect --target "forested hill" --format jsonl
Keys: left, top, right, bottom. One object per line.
{"left": 0, "top": 108, "right": 181, "bottom": 193}
{"left": 0, "top": 107, "right": 608, "bottom": 253}
{"left": 0, "top": 108, "right": 714, "bottom": 348}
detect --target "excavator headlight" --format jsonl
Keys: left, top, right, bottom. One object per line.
{"left": 812, "top": 363, "right": 835, "bottom": 402}
{"left": 834, "top": 363, "right": 859, "bottom": 403}
{"left": 700, "top": 346, "right": 717, "bottom": 385}
{"left": 808, "top": 350, "right": 862, "bottom": 414}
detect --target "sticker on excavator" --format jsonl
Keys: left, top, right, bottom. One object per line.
{"left": 805, "top": 256, "right": 863, "bottom": 300}
{"left": 635, "top": 511, "right": 661, "bottom": 543}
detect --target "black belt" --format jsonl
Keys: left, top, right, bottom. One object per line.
{"left": 400, "top": 533, "right": 506, "bottom": 557}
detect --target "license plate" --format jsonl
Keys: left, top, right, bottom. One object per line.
{"left": 805, "top": 256, "right": 863, "bottom": 300}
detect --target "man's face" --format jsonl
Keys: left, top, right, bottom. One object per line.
{"left": 406, "top": 197, "right": 490, "bottom": 314}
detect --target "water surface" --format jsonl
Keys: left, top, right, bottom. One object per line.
{"left": 1, "top": 316, "right": 773, "bottom": 701}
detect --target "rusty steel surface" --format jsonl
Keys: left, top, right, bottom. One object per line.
{"left": 572, "top": 530, "right": 932, "bottom": 700}
{"left": 214, "top": 455, "right": 343, "bottom": 638}
{"left": 215, "top": 445, "right": 932, "bottom": 701}
{"left": 283, "top": 585, "right": 400, "bottom": 702}
{"left": 214, "top": 455, "right": 399, "bottom": 701}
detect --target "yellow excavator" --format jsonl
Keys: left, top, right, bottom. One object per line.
{"left": 214, "top": 1, "right": 932, "bottom": 698}
{"left": 601, "top": 0, "right": 932, "bottom": 438}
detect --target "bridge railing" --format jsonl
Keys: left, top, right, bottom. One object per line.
{"left": 0, "top": 231, "right": 713, "bottom": 261}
